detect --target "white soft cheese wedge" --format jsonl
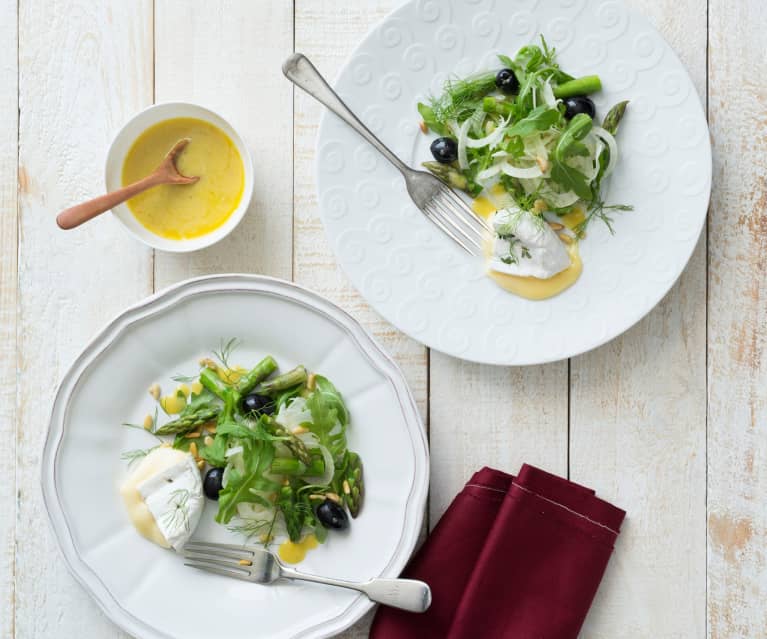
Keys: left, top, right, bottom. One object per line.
{"left": 489, "top": 206, "right": 571, "bottom": 279}
{"left": 120, "top": 447, "right": 204, "bottom": 551}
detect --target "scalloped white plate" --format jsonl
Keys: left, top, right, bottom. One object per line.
{"left": 41, "top": 275, "right": 428, "bottom": 639}
{"left": 316, "top": 0, "right": 711, "bottom": 365}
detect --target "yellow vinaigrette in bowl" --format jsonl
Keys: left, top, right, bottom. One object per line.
{"left": 122, "top": 117, "right": 245, "bottom": 240}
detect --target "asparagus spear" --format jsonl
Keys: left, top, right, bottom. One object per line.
{"left": 235, "top": 356, "right": 278, "bottom": 395}
{"left": 264, "top": 417, "right": 313, "bottom": 466}
{"left": 343, "top": 452, "right": 364, "bottom": 518}
{"left": 200, "top": 367, "right": 229, "bottom": 398}
{"left": 270, "top": 456, "right": 325, "bottom": 477}
{"left": 154, "top": 405, "right": 220, "bottom": 436}
{"left": 553, "top": 75, "right": 602, "bottom": 98}
{"left": 277, "top": 483, "right": 304, "bottom": 542}
{"left": 422, "top": 161, "right": 469, "bottom": 191}
{"left": 255, "top": 365, "right": 307, "bottom": 394}
{"left": 593, "top": 100, "right": 630, "bottom": 191}
{"left": 602, "top": 100, "right": 629, "bottom": 136}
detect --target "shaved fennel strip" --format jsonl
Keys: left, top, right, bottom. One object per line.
{"left": 592, "top": 125, "right": 619, "bottom": 177}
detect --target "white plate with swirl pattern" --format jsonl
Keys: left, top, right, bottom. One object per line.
{"left": 315, "top": 0, "right": 710, "bottom": 365}
{"left": 41, "top": 274, "right": 428, "bottom": 639}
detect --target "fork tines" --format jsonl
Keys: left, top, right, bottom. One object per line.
{"left": 183, "top": 541, "right": 256, "bottom": 582}
{"left": 423, "top": 184, "right": 492, "bottom": 256}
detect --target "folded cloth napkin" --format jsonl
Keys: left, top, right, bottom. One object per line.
{"left": 371, "top": 464, "right": 625, "bottom": 639}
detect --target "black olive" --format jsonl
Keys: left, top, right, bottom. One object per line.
{"left": 430, "top": 137, "right": 458, "bottom": 164}
{"left": 495, "top": 68, "right": 520, "bottom": 94}
{"left": 563, "top": 96, "right": 596, "bottom": 120}
{"left": 316, "top": 499, "right": 349, "bottom": 530}
{"left": 203, "top": 467, "right": 225, "bottom": 500}
{"left": 241, "top": 392, "right": 274, "bottom": 415}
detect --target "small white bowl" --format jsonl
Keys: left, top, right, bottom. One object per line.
{"left": 105, "top": 102, "right": 254, "bottom": 252}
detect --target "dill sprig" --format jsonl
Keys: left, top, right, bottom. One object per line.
{"left": 162, "top": 488, "right": 192, "bottom": 533}
{"left": 172, "top": 373, "right": 199, "bottom": 383}
{"left": 121, "top": 410, "right": 163, "bottom": 443}
{"left": 213, "top": 337, "right": 241, "bottom": 370}
{"left": 229, "top": 507, "right": 280, "bottom": 547}
{"left": 428, "top": 71, "right": 497, "bottom": 123}
{"left": 575, "top": 201, "right": 634, "bottom": 238}
{"left": 120, "top": 445, "right": 160, "bottom": 466}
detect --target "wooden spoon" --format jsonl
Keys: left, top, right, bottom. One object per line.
{"left": 56, "top": 138, "right": 199, "bottom": 230}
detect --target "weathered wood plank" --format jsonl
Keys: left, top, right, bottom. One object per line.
{"left": 16, "top": 1, "right": 153, "bottom": 636}
{"left": 570, "top": 1, "right": 708, "bottom": 636}
{"left": 0, "top": 1, "right": 18, "bottom": 636}
{"left": 708, "top": 0, "right": 767, "bottom": 636}
{"left": 429, "top": 356, "right": 568, "bottom": 519}
{"left": 294, "top": 2, "right": 427, "bottom": 636}
{"left": 153, "top": 0, "right": 294, "bottom": 290}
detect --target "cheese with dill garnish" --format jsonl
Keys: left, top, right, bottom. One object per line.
{"left": 120, "top": 447, "right": 204, "bottom": 551}
{"left": 489, "top": 206, "right": 571, "bottom": 279}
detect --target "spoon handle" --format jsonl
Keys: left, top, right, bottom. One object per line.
{"left": 56, "top": 173, "right": 161, "bottom": 230}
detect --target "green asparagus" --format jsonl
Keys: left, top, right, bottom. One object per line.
{"left": 553, "top": 75, "right": 602, "bottom": 99}
{"left": 422, "top": 161, "right": 469, "bottom": 191}
{"left": 154, "top": 405, "right": 220, "bottom": 436}
{"left": 235, "top": 356, "right": 278, "bottom": 395}
{"left": 602, "top": 100, "right": 629, "bottom": 136}
{"left": 255, "top": 365, "right": 307, "bottom": 394}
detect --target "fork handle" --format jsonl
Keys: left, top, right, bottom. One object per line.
{"left": 282, "top": 53, "right": 411, "bottom": 176}
{"left": 280, "top": 567, "right": 431, "bottom": 613}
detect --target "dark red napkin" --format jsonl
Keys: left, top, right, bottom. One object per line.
{"left": 371, "top": 464, "right": 625, "bottom": 639}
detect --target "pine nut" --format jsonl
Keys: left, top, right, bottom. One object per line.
{"left": 292, "top": 426, "right": 309, "bottom": 435}
{"left": 184, "top": 432, "right": 201, "bottom": 439}
{"left": 148, "top": 383, "right": 161, "bottom": 400}
{"left": 196, "top": 459, "right": 205, "bottom": 470}
{"left": 143, "top": 414, "right": 154, "bottom": 430}
{"left": 189, "top": 442, "right": 198, "bottom": 458}
{"left": 204, "top": 435, "right": 214, "bottom": 447}
{"left": 238, "top": 559, "right": 252, "bottom": 566}
{"left": 558, "top": 233, "right": 573, "bottom": 245}
{"left": 342, "top": 480, "right": 351, "bottom": 495}
{"left": 309, "top": 494, "right": 325, "bottom": 501}
{"left": 325, "top": 492, "right": 341, "bottom": 504}
{"left": 547, "top": 221, "right": 565, "bottom": 231}
{"left": 419, "top": 120, "right": 428, "bottom": 134}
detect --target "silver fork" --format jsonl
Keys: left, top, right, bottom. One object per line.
{"left": 283, "top": 53, "right": 491, "bottom": 256}
{"left": 183, "top": 541, "right": 432, "bottom": 613}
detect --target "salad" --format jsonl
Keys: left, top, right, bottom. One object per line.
{"left": 120, "top": 340, "right": 363, "bottom": 562}
{"left": 417, "top": 36, "right": 631, "bottom": 299}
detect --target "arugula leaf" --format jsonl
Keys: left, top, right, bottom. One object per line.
{"left": 184, "top": 387, "right": 218, "bottom": 412}
{"left": 550, "top": 114, "right": 594, "bottom": 200}
{"left": 505, "top": 105, "right": 561, "bottom": 138}
{"left": 216, "top": 439, "right": 277, "bottom": 524}
{"left": 503, "top": 136, "right": 525, "bottom": 158}
{"left": 200, "top": 434, "right": 229, "bottom": 467}
{"left": 217, "top": 416, "right": 284, "bottom": 442}
{"left": 417, "top": 102, "right": 449, "bottom": 136}
{"left": 306, "top": 376, "right": 349, "bottom": 460}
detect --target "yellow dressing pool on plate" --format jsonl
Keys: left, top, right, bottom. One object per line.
{"left": 475, "top": 188, "right": 583, "bottom": 300}
{"left": 488, "top": 243, "right": 583, "bottom": 300}
{"left": 278, "top": 534, "right": 319, "bottom": 564}
{"left": 122, "top": 117, "right": 245, "bottom": 240}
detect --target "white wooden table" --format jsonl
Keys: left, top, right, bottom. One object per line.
{"left": 1, "top": 1, "right": 764, "bottom": 637}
